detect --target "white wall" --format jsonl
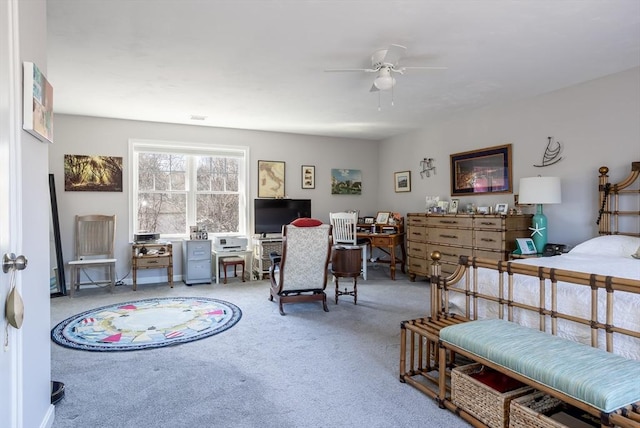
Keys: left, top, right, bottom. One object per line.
{"left": 50, "top": 67, "right": 640, "bottom": 285}
{"left": 379, "top": 67, "right": 640, "bottom": 247}
{"left": 49, "top": 118, "right": 378, "bottom": 284}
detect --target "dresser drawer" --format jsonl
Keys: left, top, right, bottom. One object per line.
{"left": 474, "top": 230, "right": 504, "bottom": 251}
{"left": 427, "top": 216, "right": 473, "bottom": 228}
{"left": 407, "top": 257, "right": 429, "bottom": 276}
{"left": 407, "top": 214, "right": 428, "bottom": 226}
{"left": 407, "top": 226, "right": 428, "bottom": 243}
{"left": 473, "top": 216, "right": 504, "bottom": 230}
{"left": 429, "top": 227, "right": 473, "bottom": 247}
{"left": 430, "top": 245, "right": 472, "bottom": 263}
{"left": 408, "top": 241, "right": 428, "bottom": 259}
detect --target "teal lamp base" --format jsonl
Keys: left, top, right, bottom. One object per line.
{"left": 530, "top": 204, "right": 547, "bottom": 254}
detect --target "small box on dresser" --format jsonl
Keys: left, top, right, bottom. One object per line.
{"left": 451, "top": 363, "right": 532, "bottom": 428}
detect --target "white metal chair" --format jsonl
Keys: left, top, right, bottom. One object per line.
{"left": 329, "top": 212, "right": 368, "bottom": 280}
{"left": 67, "top": 214, "right": 117, "bottom": 297}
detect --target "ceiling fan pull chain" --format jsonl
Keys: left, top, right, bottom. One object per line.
{"left": 378, "top": 91, "right": 381, "bottom": 111}
{"left": 391, "top": 84, "right": 395, "bottom": 107}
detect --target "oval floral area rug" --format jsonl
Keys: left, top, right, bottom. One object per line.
{"left": 51, "top": 297, "right": 242, "bottom": 352}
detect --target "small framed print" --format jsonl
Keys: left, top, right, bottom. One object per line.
{"left": 301, "top": 165, "right": 315, "bottom": 189}
{"left": 516, "top": 238, "right": 537, "bottom": 255}
{"left": 364, "top": 217, "right": 375, "bottom": 224}
{"left": 376, "top": 212, "right": 390, "bottom": 224}
{"left": 449, "top": 199, "right": 459, "bottom": 214}
{"left": 394, "top": 171, "right": 411, "bottom": 192}
{"left": 495, "top": 203, "right": 509, "bottom": 215}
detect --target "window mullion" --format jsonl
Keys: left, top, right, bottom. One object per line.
{"left": 187, "top": 155, "right": 197, "bottom": 229}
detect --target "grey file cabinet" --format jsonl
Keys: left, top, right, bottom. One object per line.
{"left": 182, "top": 239, "right": 212, "bottom": 285}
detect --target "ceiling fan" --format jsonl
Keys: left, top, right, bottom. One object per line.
{"left": 325, "top": 44, "right": 447, "bottom": 92}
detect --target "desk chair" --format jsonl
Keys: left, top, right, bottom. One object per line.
{"left": 67, "top": 215, "right": 117, "bottom": 297}
{"left": 329, "top": 212, "right": 368, "bottom": 280}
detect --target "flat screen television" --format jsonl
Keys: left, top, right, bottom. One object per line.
{"left": 254, "top": 199, "right": 312, "bottom": 236}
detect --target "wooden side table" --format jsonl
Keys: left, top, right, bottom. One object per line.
{"left": 132, "top": 242, "right": 173, "bottom": 290}
{"left": 331, "top": 246, "right": 362, "bottom": 304}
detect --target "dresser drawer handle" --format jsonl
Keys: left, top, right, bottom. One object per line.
{"left": 439, "top": 220, "right": 458, "bottom": 224}
{"left": 480, "top": 238, "right": 496, "bottom": 242}
{"left": 440, "top": 234, "right": 457, "bottom": 239}
{"left": 146, "top": 260, "right": 159, "bottom": 264}
{"left": 441, "top": 252, "right": 458, "bottom": 257}
{"left": 479, "top": 222, "right": 496, "bottom": 225}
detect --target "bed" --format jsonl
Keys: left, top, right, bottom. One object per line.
{"left": 441, "top": 162, "right": 640, "bottom": 360}
{"left": 400, "top": 163, "right": 640, "bottom": 427}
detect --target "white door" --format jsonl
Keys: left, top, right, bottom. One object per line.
{"left": 1, "top": 0, "right": 22, "bottom": 425}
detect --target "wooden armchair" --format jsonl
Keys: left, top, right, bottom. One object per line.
{"left": 269, "top": 223, "right": 332, "bottom": 315}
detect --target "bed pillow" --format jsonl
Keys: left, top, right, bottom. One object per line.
{"left": 569, "top": 235, "right": 640, "bottom": 258}
{"left": 290, "top": 218, "right": 323, "bottom": 227}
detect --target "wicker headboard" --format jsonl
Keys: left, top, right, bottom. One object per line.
{"left": 598, "top": 161, "right": 640, "bottom": 237}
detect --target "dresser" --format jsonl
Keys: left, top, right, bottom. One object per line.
{"left": 182, "top": 239, "right": 212, "bottom": 285}
{"left": 406, "top": 213, "right": 532, "bottom": 280}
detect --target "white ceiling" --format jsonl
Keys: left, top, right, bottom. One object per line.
{"left": 46, "top": 0, "right": 640, "bottom": 141}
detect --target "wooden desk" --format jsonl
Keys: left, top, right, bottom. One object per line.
{"left": 356, "top": 232, "right": 406, "bottom": 280}
{"left": 132, "top": 242, "right": 173, "bottom": 290}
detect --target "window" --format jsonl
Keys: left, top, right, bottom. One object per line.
{"left": 130, "top": 140, "right": 249, "bottom": 239}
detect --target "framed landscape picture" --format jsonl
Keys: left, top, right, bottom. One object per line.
{"left": 450, "top": 144, "right": 512, "bottom": 196}
{"left": 258, "top": 160, "right": 285, "bottom": 198}
{"left": 331, "top": 169, "right": 362, "bottom": 195}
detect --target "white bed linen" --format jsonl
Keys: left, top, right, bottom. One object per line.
{"left": 447, "top": 236, "right": 640, "bottom": 360}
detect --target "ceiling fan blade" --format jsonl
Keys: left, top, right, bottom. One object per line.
{"left": 382, "top": 44, "right": 407, "bottom": 66}
{"left": 399, "top": 66, "right": 448, "bottom": 71}
{"left": 324, "top": 68, "right": 378, "bottom": 73}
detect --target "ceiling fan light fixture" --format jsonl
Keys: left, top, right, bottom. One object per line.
{"left": 373, "top": 75, "right": 395, "bottom": 91}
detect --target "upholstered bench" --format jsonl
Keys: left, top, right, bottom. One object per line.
{"left": 439, "top": 319, "right": 640, "bottom": 417}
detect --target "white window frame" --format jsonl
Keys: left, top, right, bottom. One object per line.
{"left": 128, "top": 139, "right": 250, "bottom": 240}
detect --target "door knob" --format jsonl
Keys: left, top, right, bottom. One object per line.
{"left": 2, "top": 253, "right": 28, "bottom": 273}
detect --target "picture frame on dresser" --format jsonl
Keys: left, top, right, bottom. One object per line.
{"left": 449, "top": 199, "right": 459, "bottom": 214}
{"left": 450, "top": 144, "right": 512, "bottom": 196}
{"left": 495, "top": 203, "right": 509, "bottom": 215}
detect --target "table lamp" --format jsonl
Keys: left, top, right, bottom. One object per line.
{"left": 518, "top": 176, "right": 562, "bottom": 254}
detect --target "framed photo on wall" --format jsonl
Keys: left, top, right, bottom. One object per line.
{"left": 394, "top": 171, "right": 411, "bottom": 192}
{"left": 301, "top": 165, "right": 315, "bottom": 189}
{"left": 258, "top": 160, "right": 285, "bottom": 198}
{"left": 450, "top": 144, "right": 512, "bottom": 196}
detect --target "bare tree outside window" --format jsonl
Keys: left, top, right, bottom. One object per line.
{"left": 134, "top": 148, "right": 245, "bottom": 237}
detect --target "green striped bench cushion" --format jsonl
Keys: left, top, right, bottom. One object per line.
{"left": 440, "top": 319, "right": 640, "bottom": 413}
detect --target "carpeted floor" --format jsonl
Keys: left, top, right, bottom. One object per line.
{"left": 50, "top": 266, "right": 471, "bottom": 428}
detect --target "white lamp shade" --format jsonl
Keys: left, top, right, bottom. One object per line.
{"left": 518, "top": 176, "right": 562, "bottom": 204}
